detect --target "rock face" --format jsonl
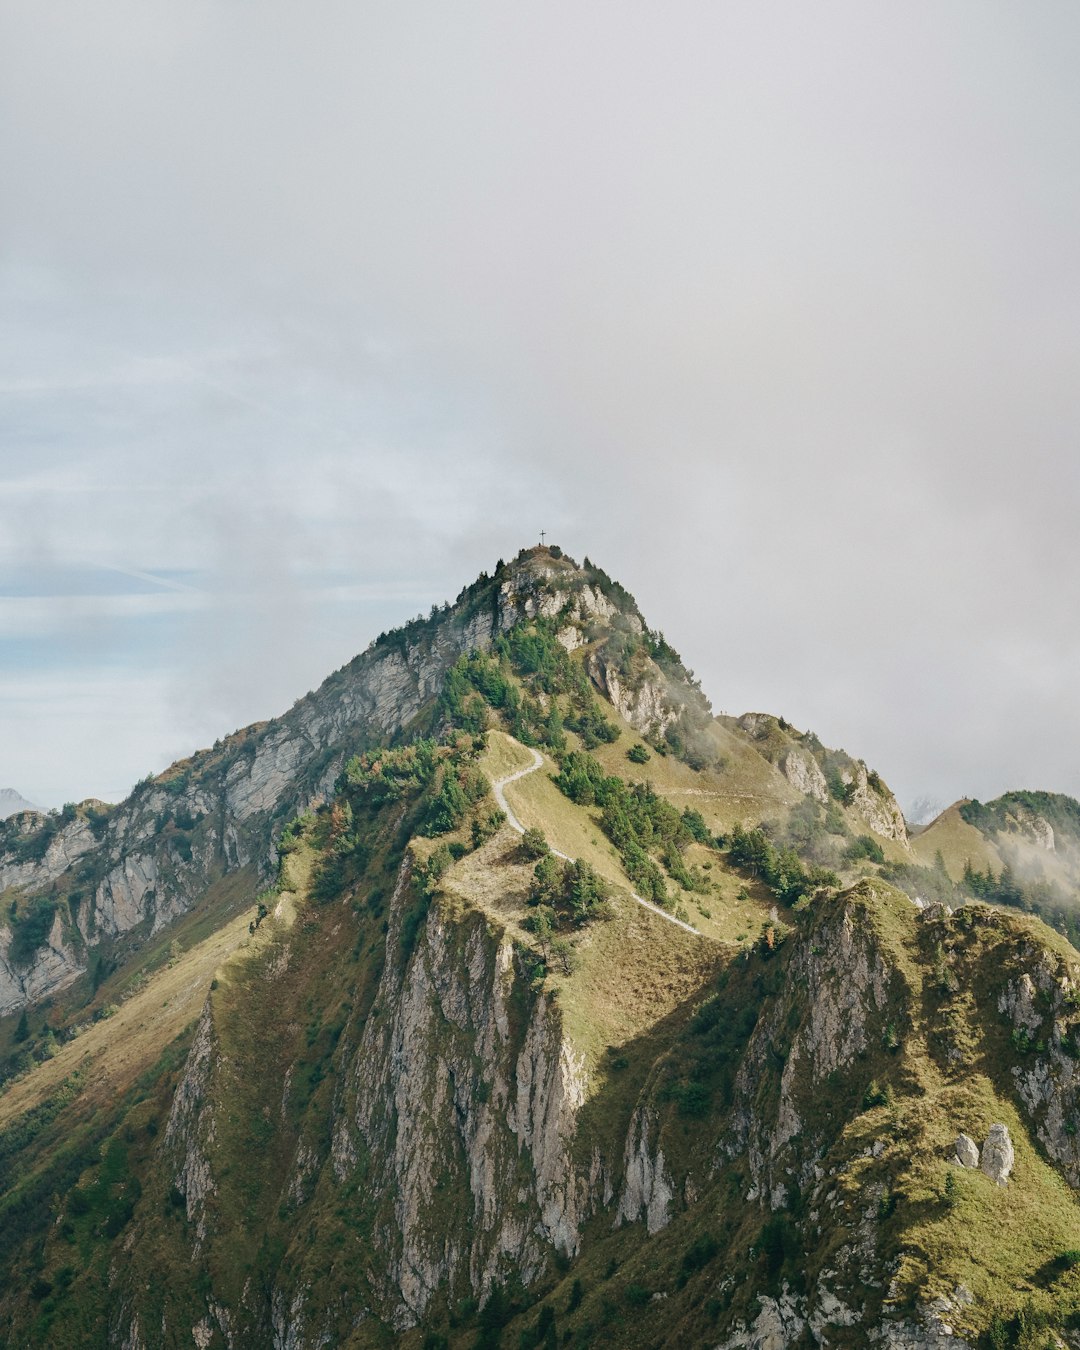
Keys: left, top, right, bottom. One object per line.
{"left": 164, "top": 1001, "right": 219, "bottom": 1247}
{"left": 0, "top": 910, "right": 84, "bottom": 1015}
{"left": 730, "top": 891, "right": 896, "bottom": 1210}
{"left": 716, "top": 1290, "right": 807, "bottom": 1349}
{"left": 0, "top": 813, "right": 97, "bottom": 894}
{"left": 616, "top": 1107, "right": 673, "bottom": 1235}
{"left": 329, "top": 861, "right": 606, "bottom": 1326}
{"left": 588, "top": 657, "right": 677, "bottom": 739}
{"left": 779, "top": 748, "right": 829, "bottom": 804}
{"left": 995, "top": 960, "right": 1080, "bottom": 1186}
{"left": 844, "top": 763, "right": 909, "bottom": 845}
{"left": 951, "top": 1134, "right": 980, "bottom": 1168}
{"left": 980, "top": 1124, "right": 1014, "bottom": 1186}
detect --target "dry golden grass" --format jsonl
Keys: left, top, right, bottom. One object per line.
{"left": 483, "top": 731, "right": 634, "bottom": 890}
{"left": 590, "top": 717, "right": 801, "bottom": 835}
{"left": 476, "top": 730, "right": 781, "bottom": 946}
{"left": 912, "top": 803, "right": 1003, "bottom": 880}
{"left": 479, "top": 730, "right": 537, "bottom": 784}
{"left": 552, "top": 891, "right": 722, "bottom": 1079}
{"left": 0, "top": 926, "right": 243, "bottom": 1126}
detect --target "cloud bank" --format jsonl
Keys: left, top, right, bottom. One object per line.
{"left": 2, "top": 2, "right": 1079, "bottom": 811}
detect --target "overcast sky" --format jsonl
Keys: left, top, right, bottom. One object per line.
{"left": 2, "top": 2, "right": 1079, "bottom": 816}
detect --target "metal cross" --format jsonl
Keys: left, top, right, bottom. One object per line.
{"left": 540, "top": 529, "right": 546, "bottom": 547}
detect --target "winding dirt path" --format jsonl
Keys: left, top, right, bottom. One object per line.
{"left": 492, "top": 742, "right": 701, "bottom": 937}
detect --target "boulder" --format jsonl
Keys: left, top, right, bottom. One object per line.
{"left": 951, "top": 1134, "right": 980, "bottom": 1169}
{"left": 980, "top": 1124, "right": 1014, "bottom": 1186}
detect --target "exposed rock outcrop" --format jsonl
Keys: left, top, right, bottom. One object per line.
{"left": 716, "top": 1290, "right": 806, "bottom": 1349}
{"left": 616, "top": 1107, "right": 673, "bottom": 1235}
{"left": 164, "top": 1000, "right": 220, "bottom": 1247}
{"left": 950, "top": 1133, "right": 980, "bottom": 1168}
{"left": 0, "top": 909, "right": 84, "bottom": 1015}
{"left": 980, "top": 1124, "right": 1014, "bottom": 1186}
{"left": 996, "top": 961, "right": 1080, "bottom": 1185}
{"left": 844, "top": 763, "right": 909, "bottom": 845}
{"left": 0, "top": 812, "right": 97, "bottom": 893}
{"left": 730, "top": 888, "right": 897, "bottom": 1215}
{"left": 779, "top": 748, "right": 829, "bottom": 804}
{"left": 588, "top": 657, "right": 676, "bottom": 738}
{"left": 331, "top": 860, "right": 603, "bottom": 1326}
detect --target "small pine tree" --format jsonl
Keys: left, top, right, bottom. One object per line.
{"left": 520, "top": 827, "right": 550, "bottom": 861}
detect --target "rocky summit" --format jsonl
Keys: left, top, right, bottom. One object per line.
{"left": 1, "top": 546, "right": 1080, "bottom": 1349}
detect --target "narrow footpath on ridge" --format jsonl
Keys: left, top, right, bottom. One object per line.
{"left": 491, "top": 740, "right": 701, "bottom": 937}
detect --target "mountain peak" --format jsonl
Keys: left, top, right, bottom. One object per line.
{"left": 0, "top": 788, "right": 39, "bottom": 820}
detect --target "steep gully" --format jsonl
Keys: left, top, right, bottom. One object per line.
{"left": 490, "top": 739, "right": 701, "bottom": 936}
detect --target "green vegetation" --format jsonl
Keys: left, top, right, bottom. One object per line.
{"left": 724, "top": 823, "right": 838, "bottom": 906}
{"left": 844, "top": 833, "right": 886, "bottom": 865}
{"left": 5, "top": 552, "right": 1080, "bottom": 1349}
{"left": 960, "top": 790, "right": 1080, "bottom": 840}
{"left": 520, "top": 827, "right": 550, "bottom": 860}
{"left": 438, "top": 623, "right": 618, "bottom": 750}
{"left": 552, "top": 750, "right": 716, "bottom": 904}
{"left": 6, "top": 895, "right": 59, "bottom": 967}
{"left": 527, "top": 856, "right": 611, "bottom": 935}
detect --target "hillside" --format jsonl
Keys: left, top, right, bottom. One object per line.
{"left": 911, "top": 791, "right": 1080, "bottom": 946}
{"left": 0, "top": 546, "right": 1079, "bottom": 1349}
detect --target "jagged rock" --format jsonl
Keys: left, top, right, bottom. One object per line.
{"left": 730, "top": 895, "right": 894, "bottom": 1205}
{"left": 164, "top": 1001, "right": 219, "bottom": 1246}
{"left": 0, "top": 812, "right": 96, "bottom": 893}
{"left": 809, "top": 1287, "right": 860, "bottom": 1337}
{"left": 921, "top": 902, "right": 953, "bottom": 921}
{"left": 999, "top": 973, "right": 1044, "bottom": 1037}
{"left": 951, "top": 1134, "right": 980, "bottom": 1168}
{"left": 0, "top": 909, "right": 84, "bottom": 1015}
{"left": 617, "top": 1107, "right": 674, "bottom": 1234}
{"left": 716, "top": 1290, "right": 807, "bottom": 1349}
{"left": 587, "top": 654, "right": 676, "bottom": 738}
{"left": 333, "top": 859, "right": 602, "bottom": 1326}
{"left": 779, "top": 748, "right": 829, "bottom": 804}
{"left": 843, "top": 763, "right": 909, "bottom": 845}
{"left": 981, "top": 1124, "right": 1015, "bottom": 1186}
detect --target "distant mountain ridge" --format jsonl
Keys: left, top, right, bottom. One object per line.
{"left": 0, "top": 789, "right": 38, "bottom": 820}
